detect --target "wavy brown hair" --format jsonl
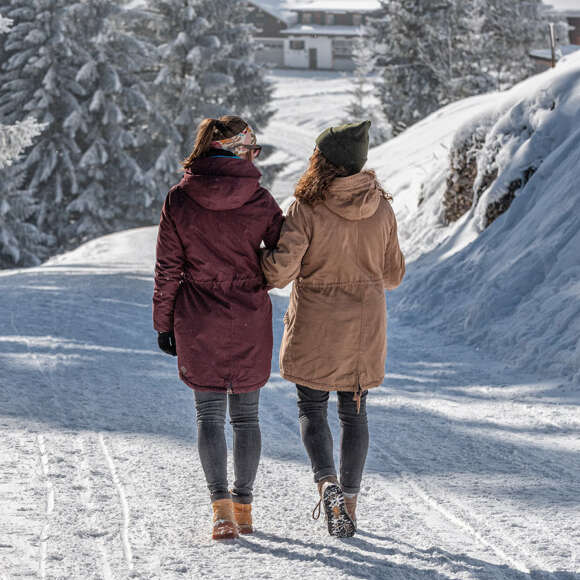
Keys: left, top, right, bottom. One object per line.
{"left": 294, "top": 148, "right": 392, "bottom": 204}
{"left": 294, "top": 148, "right": 350, "bottom": 205}
{"left": 182, "top": 115, "right": 248, "bottom": 170}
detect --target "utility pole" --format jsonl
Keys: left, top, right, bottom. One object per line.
{"left": 549, "top": 22, "right": 557, "bottom": 68}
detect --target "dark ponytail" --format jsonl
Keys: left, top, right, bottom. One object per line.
{"left": 182, "top": 116, "right": 248, "bottom": 170}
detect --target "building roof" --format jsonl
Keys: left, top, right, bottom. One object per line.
{"left": 290, "top": 1, "right": 381, "bottom": 12}
{"left": 283, "top": 23, "right": 364, "bottom": 36}
{"left": 247, "top": 1, "right": 292, "bottom": 22}
{"left": 544, "top": 0, "right": 580, "bottom": 15}
{"left": 529, "top": 44, "right": 580, "bottom": 60}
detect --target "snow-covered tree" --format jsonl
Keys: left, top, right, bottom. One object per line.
{"left": 0, "top": 13, "right": 44, "bottom": 168}
{"left": 0, "top": 11, "right": 49, "bottom": 268}
{"left": 144, "top": 0, "right": 273, "bottom": 191}
{"left": 64, "top": 0, "right": 156, "bottom": 245}
{"left": 0, "top": 0, "right": 85, "bottom": 247}
{"left": 365, "top": 0, "right": 549, "bottom": 130}
{"left": 0, "top": 12, "right": 11, "bottom": 32}
{"left": 479, "top": 0, "right": 549, "bottom": 90}
{"left": 0, "top": 118, "right": 43, "bottom": 169}
{"left": 346, "top": 38, "right": 392, "bottom": 147}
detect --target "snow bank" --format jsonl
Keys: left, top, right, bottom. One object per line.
{"left": 44, "top": 226, "right": 156, "bottom": 270}
{"left": 371, "top": 53, "right": 580, "bottom": 383}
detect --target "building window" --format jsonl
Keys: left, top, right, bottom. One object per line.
{"left": 352, "top": 14, "right": 362, "bottom": 26}
{"left": 333, "top": 39, "right": 353, "bottom": 58}
{"left": 325, "top": 13, "right": 335, "bottom": 25}
{"left": 290, "top": 40, "right": 306, "bottom": 50}
{"left": 302, "top": 12, "right": 312, "bottom": 24}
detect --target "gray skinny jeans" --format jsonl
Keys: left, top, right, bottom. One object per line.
{"left": 194, "top": 390, "right": 261, "bottom": 504}
{"left": 297, "top": 385, "right": 369, "bottom": 495}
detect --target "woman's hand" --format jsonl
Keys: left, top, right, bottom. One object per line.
{"left": 157, "top": 331, "right": 177, "bottom": 356}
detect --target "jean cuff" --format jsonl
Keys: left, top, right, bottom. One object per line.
{"left": 341, "top": 484, "right": 360, "bottom": 495}
{"left": 314, "top": 468, "right": 337, "bottom": 483}
{"left": 231, "top": 490, "right": 253, "bottom": 505}
{"left": 210, "top": 489, "right": 231, "bottom": 503}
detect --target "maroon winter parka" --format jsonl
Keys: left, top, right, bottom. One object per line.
{"left": 153, "top": 154, "right": 284, "bottom": 393}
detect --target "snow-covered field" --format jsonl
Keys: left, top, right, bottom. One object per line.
{"left": 1, "top": 69, "right": 579, "bottom": 579}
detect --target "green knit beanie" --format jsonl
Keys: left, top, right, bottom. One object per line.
{"left": 315, "top": 120, "right": 371, "bottom": 174}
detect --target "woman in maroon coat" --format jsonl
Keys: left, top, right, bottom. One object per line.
{"left": 153, "top": 116, "right": 283, "bottom": 540}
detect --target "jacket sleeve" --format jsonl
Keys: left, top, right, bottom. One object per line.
{"left": 262, "top": 191, "right": 284, "bottom": 250}
{"left": 383, "top": 205, "right": 406, "bottom": 290}
{"left": 260, "top": 200, "right": 311, "bottom": 288}
{"left": 153, "top": 190, "right": 185, "bottom": 332}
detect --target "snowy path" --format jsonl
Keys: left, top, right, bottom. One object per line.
{"left": 1, "top": 70, "right": 579, "bottom": 579}
{"left": 0, "top": 235, "right": 578, "bottom": 580}
{"left": 258, "top": 69, "right": 357, "bottom": 200}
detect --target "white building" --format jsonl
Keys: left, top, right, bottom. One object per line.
{"left": 282, "top": 1, "right": 380, "bottom": 70}
{"left": 247, "top": 1, "right": 381, "bottom": 71}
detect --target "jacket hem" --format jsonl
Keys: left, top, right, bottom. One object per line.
{"left": 181, "top": 375, "right": 269, "bottom": 393}
{"left": 280, "top": 370, "right": 384, "bottom": 392}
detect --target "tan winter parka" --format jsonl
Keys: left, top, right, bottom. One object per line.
{"left": 261, "top": 170, "right": 405, "bottom": 400}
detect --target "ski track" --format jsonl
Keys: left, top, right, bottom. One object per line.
{"left": 98, "top": 433, "right": 134, "bottom": 572}
{"left": 36, "top": 434, "right": 54, "bottom": 580}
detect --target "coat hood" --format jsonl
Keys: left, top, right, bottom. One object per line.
{"left": 180, "top": 157, "right": 262, "bottom": 211}
{"left": 324, "top": 170, "right": 381, "bottom": 221}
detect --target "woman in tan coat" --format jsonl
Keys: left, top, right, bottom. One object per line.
{"left": 261, "top": 121, "right": 405, "bottom": 538}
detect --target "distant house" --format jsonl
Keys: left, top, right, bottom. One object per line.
{"left": 244, "top": 1, "right": 290, "bottom": 67}
{"left": 282, "top": 1, "right": 380, "bottom": 71}
{"left": 529, "top": 8, "right": 580, "bottom": 70}
{"left": 246, "top": 0, "right": 381, "bottom": 71}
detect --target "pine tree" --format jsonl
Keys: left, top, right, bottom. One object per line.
{"left": 364, "top": 0, "right": 548, "bottom": 130}
{"left": 0, "top": 12, "right": 50, "bottom": 268}
{"left": 0, "top": 13, "right": 44, "bottom": 168}
{"left": 480, "top": 0, "right": 548, "bottom": 90}
{"left": 144, "top": 0, "right": 273, "bottom": 191}
{"left": 367, "top": 0, "right": 441, "bottom": 132}
{"left": 346, "top": 37, "right": 392, "bottom": 147}
{"left": 0, "top": 0, "right": 85, "bottom": 249}
{"left": 64, "top": 0, "right": 156, "bottom": 245}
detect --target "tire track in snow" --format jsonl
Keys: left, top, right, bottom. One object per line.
{"left": 37, "top": 434, "right": 54, "bottom": 580}
{"left": 372, "top": 441, "right": 566, "bottom": 578}
{"left": 98, "top": 433, "right": 133, "bottom": 571}
{"left": 377, "top": 391, "right": 577, "bottom": 576}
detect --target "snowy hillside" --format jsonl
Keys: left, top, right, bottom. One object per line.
{"left": 367, "top": 52, "right": 580, "bottom": 383}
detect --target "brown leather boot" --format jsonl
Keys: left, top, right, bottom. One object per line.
{"left": 343, "top": 493, "right": 358, "bottom": 527}
{"left": 212, "top": 498, "right": 239, "bottom": 540}
{"left": 233, "top": 502, "right": 253, "bottom": 534}
{"left": 316, "top": 475, "right": 339, "bottom": 497}
{"left": 313, "top": 476, "right": 355, "bottom": 538}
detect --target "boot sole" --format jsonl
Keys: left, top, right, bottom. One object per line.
{"left": 322, "top": 484, "right": 356, "bottom": 538}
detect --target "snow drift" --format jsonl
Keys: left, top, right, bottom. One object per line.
{"left": 369, "top": 52, "right": 580, "bottom": 383}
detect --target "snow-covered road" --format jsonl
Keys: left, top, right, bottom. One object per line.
{"left": 0, "top": 228, "right": 578, "bottom": 580}
{"left": 258, "top": 69, "right": 357, "bottom": 200}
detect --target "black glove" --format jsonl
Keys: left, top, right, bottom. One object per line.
{"left": 157, "top": 331, "right": 177, "bottom": 356}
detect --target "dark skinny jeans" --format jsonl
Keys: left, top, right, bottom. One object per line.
{"left": 297, "top": 385, "right": 369, "bottom": 495}
{"left": 194, "top": 390, "right": 261, "bottom": 504}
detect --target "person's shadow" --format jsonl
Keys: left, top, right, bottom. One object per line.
{"left": 237, "top": 529, "right": 578, "bottom": 580}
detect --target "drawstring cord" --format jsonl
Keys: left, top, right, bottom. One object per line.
{"left": 312, "top": 498, "right": 322, "bottom": 520}
{"left": 352, "top": 379, "right": 363, "bottom": 414}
